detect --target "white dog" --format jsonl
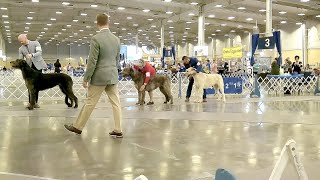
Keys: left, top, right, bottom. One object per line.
{"left": 186, "top": 67, "right": 226, "bottom": 103}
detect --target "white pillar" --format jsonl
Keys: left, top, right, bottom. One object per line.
{"left": 266, "top": 0, "right": 272, "bottom": 35}
{"left": 301, "top": 24, "right": 307, "bottom": 65}
{"left": 135, "top": 34, "right": 139, "bottom": 53}
{"left": 198, "top": 5, "right": 205, "bottom": 46}
{"left": 161, "top": 21, "right": 165, "bottom": 51}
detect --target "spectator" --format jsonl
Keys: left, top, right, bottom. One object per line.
{"left": 54, "top": 59, "right": 62, "bottom": 73}
{"left": 292, "top": 55, "right": 301, "bottom": 74}
{"left": 271, "top": 59, "right": 280, "bottom": 75}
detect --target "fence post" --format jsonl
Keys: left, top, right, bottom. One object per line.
{"left": 314, "top": 76, "right": 320, "bottom": 95}
{"left": 178, "top": 73, "right": 182, "bottom": 98}
{"left": 250, "top": 74, "right": 261, "bottom": 98}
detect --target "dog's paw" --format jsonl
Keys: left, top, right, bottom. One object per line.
{"left": 74, "top": 105, "right": 78, "bottom": 108}
{"left": 164, "top": 102, "right": 168, "bottom": 104}
{"left": 67, "top": 104, "right": 72, "bottom": 107}
{"left": 27, "top": 106, "right": 34, "bottom": 110}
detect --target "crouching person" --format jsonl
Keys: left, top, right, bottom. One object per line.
{"left": 133, "top": 59, "right": 156, "bottom": 105}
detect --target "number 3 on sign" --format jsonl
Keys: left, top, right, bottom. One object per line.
{"left": 265, "top": 38, "right": 270, "bottom": 47}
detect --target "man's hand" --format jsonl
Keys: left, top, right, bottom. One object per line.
{"left": 26, "top": 54, "right": 33, "bottom": 59}
{"left": 140, "top": 84, "right": 146, "bottom": 91}
{"left": 83, "top": 81, "right": 88, "bottom": 88}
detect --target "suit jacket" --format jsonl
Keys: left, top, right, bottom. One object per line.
{"left": 84, "top": 29, "right": 120, "bottom": 86}
{"left": 18, "top": 40, "right": 47, "bottom": 70}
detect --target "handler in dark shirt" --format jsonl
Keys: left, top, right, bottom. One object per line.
{"left": 182, "top": 56, "right": 207, "bottom": 102}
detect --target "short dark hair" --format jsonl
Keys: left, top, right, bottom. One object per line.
{"left": 182, "top": 56, "right": 188, "bottom": 61}
{"left": 96, "top": 14, "right": 109, "bottom": 26}
{"left": 295, "top": 55, "right": 300, "bottom": 59}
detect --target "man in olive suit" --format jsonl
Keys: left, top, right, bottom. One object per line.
{"left": 64, "top": 14, "right": 123, "bottom": 138}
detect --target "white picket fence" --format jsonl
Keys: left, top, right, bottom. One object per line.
{"left": 0, "top": 69, "right": 318, "bottom": 101}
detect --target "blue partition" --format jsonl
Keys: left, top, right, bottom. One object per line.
{"left": 206, "top": 77, "right": 243, "bottom": 94}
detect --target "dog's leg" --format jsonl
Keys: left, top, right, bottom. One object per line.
{"left": 165, "top": 81, "right": 174, "bottom": 104}
{"left": 28, "top": 89, "right": 36, "bottom": 110}
{"left": 159, "top": 87, "right": 169, "bottom": 104}
{"left": 66, "top": 84, "right": 78, "bottom": 108}
{"left": 219, "top": 81, "right": 226, "bottom": 102}
{"left": 59, "top": 85, "right": 72, "bottom": 107}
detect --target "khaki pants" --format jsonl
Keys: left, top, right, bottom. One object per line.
{"left": 73, "top": 84, "right": 122, "bottom": 132}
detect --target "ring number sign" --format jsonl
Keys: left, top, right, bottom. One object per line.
{"left": 258, "top": 36, "right": 275, "bottom": 49}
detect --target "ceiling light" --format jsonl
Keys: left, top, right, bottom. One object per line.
{"left": 62, "top": 29, "right": 66, "bottom": 31}
{"left": 151, "top": 25, "right": 156, "bottom": 28}
{"left": 280, "top": 21, "right": 287, "bottom": 24}
{"left": 211, "top": 33, "right": 216, "bottom": 36}
{"left": 148, "top": 18, "right": 153, "bottom": 21}
{"left": 73, "top": 19, "right": 78, "bottom": 22}
{"left": 230, "top": 30, "right": 236, "bottom": 33}
{"left": 79, "top": 30, "right": 84, "bottom": 32}
{"left": 118, "top": 7, "right": 125, "bottom": 10}
{"left": 301, "top": 0, "right": 310, "bottom": 2}
{"left": 169, "top": 31, "right": 174, "bottom": 34}
{"left": 205, "top": 23, "right": 210, "bottom": 25}
{"left": 316, "top": 15, "right": 320, "bottom": 18}
{"left": 246, "top": 18, "right": 253, "bottom": 21}
{"left": 238, "top": 7, "right": 246, "bottom": 10}
{"left": 32, "top": 0, "right": 39, "bottom": 2}
{"left": 44, "top": 28, "right": 48, "bottom": 30}
{"left": 215, "top": 4, "right": 223, "bottom": 8}
{"left": 163, "top": 0, "right": 172, "bottom": 2}
{"left": 50, "top": 18, "right": 56, "bottom": 21}
{"left": 296, "top": 22, "right": 303, "bottom": 25}
{"left": 114, "top": 22, "right": 120, "bottom": 25}
{"left": 228, "top": 16, "right": 235, "bottom": 20}
{"left": 58, "top": 32, "right": 62, "bottom": 34}
{"left": 154, "top": 30, "right": 159, "bottom": 33}
{"left": 2, "top": 15, "right": 8, "bottom": 18}
{"left": 167, "top": 20, "right": 173, "bottom": 23}
{"left": 279, "top": 11, "right": 287, "bottom": 14}
{"left": 39, "top": 35, "right": 43, "bottom": 37}
{"left": 26, "top": 22, "right": 31, "bottom": 25}
{"left": 91, "top": 4, "right": 98, "bottom": 7}
{"left": 238, "top": 25, "right": 243, "bottom": 28}
{"left": 5, "top": 26, "right": 9, "bottom": 28}
{"left": 259, "top": 9, "right": 266, "bottom": 12}
{"left": 224, "top": 34, "right": 229, "bottom": 37}
{"left": 190, "top": 2, "right": 198, "bottom": 5}
{"left": 5, "top": 29, "right": 10, "bottom": 32}
{"left": 208, "top": 15, "right": 215, "bottom": 18}
{"left": 127, "top": 16, "right": 132, "bottom": 20}
{"left": 138, "top": 29, "right": 143, "bottom": 32}
{"left": 81, "top": 13, "right": 87, "bottom": 16}
{"left": 27, "top": 16, "right": 33, "bottom": 19}
{"left": 185, "top": 28, "right": 191, "bottom": 30}
{"left": 1, "top": 7, "right": 8, "bottom": 10}
{"left": 216, "top": 29, "right": 221, "bottom": 32}
{"left": 221, "top": 24, "right": 227, "bottom": 26}
{"left": 89, "top": 34, "right": 93, "bottom": 36}
{"left": 41, "top": 32, "right": 45, "bottom": 34}
{"left": 74, "top": 32, "right": 78, "bottom": 35}
{"left": 62, "top": 2, "right": 70, "bottom": 5}
{"left": 47, "top": 24, "right": 52, "bottom": 26}
{"left": 298, "top": 13, "right": 305, "bottom": 16}
{"left": 66, "top": 25, "right": 71, "bottom": 27}
{"left": 56, "top": 11, "right": 62, "bottom": 14}
{"left": 4, "top": 21, "right": 9, "bottom": 23}
{"left": 133, "top": 24, "right": 139, "bottom": 27}
{"left": 86, "top": 26, "right": 91, "bottom": 28}
{"left": 169, "top": 26, "right": 174, "bottom": 29}
{"left": 188, "top": 13, "right": 195, "bottom": 16}
{"left": 143, "top": 9, "right": 150, "bottom": 12}
{"left": 122, "top": 28, "right": 126, "bottom": 30}
{"left": 69, "top": 36, "right": 73, "bottom": 38}
{"left": 166, "top": 11, "right": 173, "bottom": 14}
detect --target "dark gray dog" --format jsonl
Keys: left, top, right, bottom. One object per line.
{"left": 10, "top": 59, "right": 78, "bottom": 110}
{"left": 121, "top": 67, "right": 173, "bottom": 105}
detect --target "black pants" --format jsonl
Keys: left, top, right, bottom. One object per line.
{"left": 186, "top": 77, "right": 207, "bottom": 99}
{"left": 29, "top": 63, "right": 42, "bottom": 103}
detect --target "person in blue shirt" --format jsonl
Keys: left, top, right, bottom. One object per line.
{"left": 182, "top": 56, "right": 207, "bottom": 102}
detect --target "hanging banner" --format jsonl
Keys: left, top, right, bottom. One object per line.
{"left": 222, "top": 46, "right": 243, "bottom": 59}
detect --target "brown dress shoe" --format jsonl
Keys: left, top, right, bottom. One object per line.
{"left": 109, "top": 131, "right": 123, "bottom": 138}
{"left": 64, "top": 124, "right": 82, "bottom": 134}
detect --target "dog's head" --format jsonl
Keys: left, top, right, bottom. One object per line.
{"left": 10, "top": 59, "right": 28, "bottom": 69}
{"left": 185, "top": 67, "right": 197, "bottom": 78}
{"left": 121, "top": 67, "right": 134, "bottom": 77}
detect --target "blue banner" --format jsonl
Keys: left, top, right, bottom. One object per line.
{"left": 206, "top": 77, "right": 243, "bottom": 94}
